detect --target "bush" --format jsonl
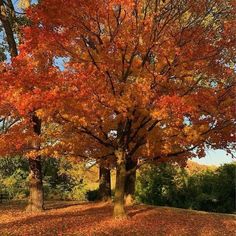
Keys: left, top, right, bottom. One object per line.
{"left": 86, "top": 189, "right": 99, "bottom": 201}
{"left": 136, "top": 162, "right": 236, "bottom": 213}
{"left": 214, "top": 164, "right": 236, "bottom": 213}
{"left": 0, "top": 156, "right": 29, "bottom": 199}
{"left": 136, "top": 163, "right": 188, "bottom": 207}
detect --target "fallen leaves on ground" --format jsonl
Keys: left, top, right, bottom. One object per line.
{"left": 0, "top": 201, "right": 235, "bottom": 236}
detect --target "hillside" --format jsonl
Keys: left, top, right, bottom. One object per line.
{"left": 186, "top": 160, "right": 217, "bottom": 174}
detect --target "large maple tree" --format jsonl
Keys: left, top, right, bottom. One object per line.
{"left": 0, "top": 0, "right": 235, "bottom": 218}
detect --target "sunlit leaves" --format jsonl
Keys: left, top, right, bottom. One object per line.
{"left": 18, "top": 0, "right": 31, "bottom": 9}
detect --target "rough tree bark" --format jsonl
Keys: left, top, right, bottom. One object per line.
{"left": 0, "top": 0, "right": 44, "bottom": 212}
{"left": 113, "top": 148, "right": 127, "bottom": 219}
{"left": 26, "top": 156, "right": 44, "bottom": 212}
{"left": 98, "top": 165, "right": 111, "bottom": 201}
{"left": 0, "top": 0, "right": 18, "bottom": 58}
{"left": 125, "top": 157, "right": 137, "bottom": 205}
{"left": 26, "top": 115, "right": 44, "bottom": 212}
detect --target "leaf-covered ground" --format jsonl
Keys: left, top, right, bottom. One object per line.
{"left": 0, "top": 201, "right": 235, "bottom": 236}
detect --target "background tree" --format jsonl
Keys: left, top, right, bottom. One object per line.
{"left": 98, "top": 164, "right": 112, "bottom": 201}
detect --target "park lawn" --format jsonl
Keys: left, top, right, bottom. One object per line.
{"left": 0, "top": 201, "right": 235, "bottom": 236}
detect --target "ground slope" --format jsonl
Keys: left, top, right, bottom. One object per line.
{"left": 0, "top": 201, "right": 235, "bottom": 236}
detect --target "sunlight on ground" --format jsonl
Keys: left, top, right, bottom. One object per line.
{"left": 0, "top": 201, "right": 235, "bottom": 236}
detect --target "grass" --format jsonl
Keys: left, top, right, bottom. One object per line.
{"left": 0, "top": 200, "right": 235, "bottom": 235}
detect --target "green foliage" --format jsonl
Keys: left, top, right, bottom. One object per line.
{"left": 136, "top": 162, "right": 236, "bottom": 213}
{"left": 41, "top": 158, "right": 88, "bottom": 201}
{"left": 136, "top": 163, "right": 188, "bottom": 207}
{"left": 0, "top": 157, "right": 88, "bottom": 201}
{"left": 86, "top": 189, "right": 100, "bottom": 201}
{"left": 214, "top": 164, "right": 236, "bottom": 213}
{"left": 0, "top": 156, "right": 29, "bottom": 199}
{"left": 1, "top": 155, "right": 234, "bottom": 212}
{"left": 0, "top": 46, "right": 7, "bottom": 62}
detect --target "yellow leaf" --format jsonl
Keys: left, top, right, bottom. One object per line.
{"left": 18, "top": 0, "right": 31, "bottom": 9}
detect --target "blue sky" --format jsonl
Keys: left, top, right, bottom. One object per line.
{"left": 193, "top": 149, "right": 235, "bottom": 166}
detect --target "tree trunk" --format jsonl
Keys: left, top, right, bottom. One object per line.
{"left": 26, "top": 115, "right": 44, "bottom": 212}
{"left": 125, "top": 157, "right": 137, "bottom": 206}
{"left": 26, "top": 157, "right": 44, "bottom": 212}
{"left": 0, "top": 0, "right": 18, "bottom": 58}
{"left": 98, "top": 165, "right": 111, "bottom": 201}
{"left": 113, "top": 149, "right": 127, "bottom": 219}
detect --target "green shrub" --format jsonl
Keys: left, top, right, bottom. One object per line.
{"left": 136, "top": 162, "right": 236, "bottom": 213}
{"left": 136, "top": 163, "right": 188, "bottom": 207}
{"left": 86, "top": 189, "right": 99, "bottom": 201}
{"left": 0, "top": 156, "right": 29, "bottom": 199}
{"left": 214, "top": 164, "right": 236, "bottom": 213}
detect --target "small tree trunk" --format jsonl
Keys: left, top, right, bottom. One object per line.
{"left": 0, "top": 0, "right": 18, "bottom": 58}
{"left": 125, "top": 158, "right": 137, "bottom": 206}
{"left": 26, "top": 115, "right": 44, "bottom": 212}
{"left": 98, "top": 165, "right": 111, "bottom": 201}
{"left": 113, "top": 149, "right": 127, "bottom": 219}
{"left": 26, "top": 157, "right": 44, "bottom": 212}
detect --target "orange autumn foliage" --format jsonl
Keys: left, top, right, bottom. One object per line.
{"left": 0, "top": 0, "right": 235, "bottom": 169}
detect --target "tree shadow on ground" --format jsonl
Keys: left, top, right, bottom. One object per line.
{"left": 0, "top": 202, "right": 112, "bottom": 230}
{"left": 0, "top": 202, "right": 235, "bottom": 236}
{"left": 127, "top": 205, "right": 154, "bottom": 217}
{"left": 44, "top": 200, "right": 88, "bottom": 210}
